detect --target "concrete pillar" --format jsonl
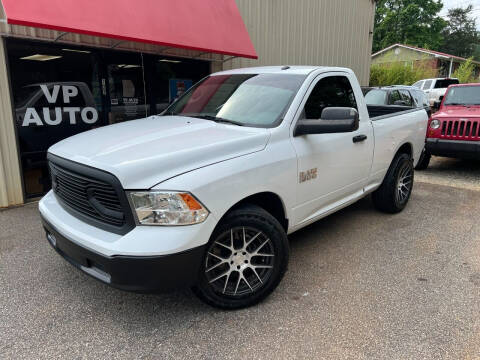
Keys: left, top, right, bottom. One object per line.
{"left": 0, "top": 38, "right": 23, "bottom": 207}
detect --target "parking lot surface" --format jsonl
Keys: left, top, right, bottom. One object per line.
{"left": 1, "top": 157, "right": 480, "bottom": 360}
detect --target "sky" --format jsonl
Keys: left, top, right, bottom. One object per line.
{"left": 439, "top": 0, "right": 480, "bottom": 29}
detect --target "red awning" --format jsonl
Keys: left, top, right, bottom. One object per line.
{"left": 1, "top": 0, "right": 257, "bottom": 59}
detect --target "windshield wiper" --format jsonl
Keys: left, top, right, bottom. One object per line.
{"left": 444, "top": 103, "right": 466, "bottom": 106}
{"left": 191, "top": 115, "right": 244, "bottom": 126}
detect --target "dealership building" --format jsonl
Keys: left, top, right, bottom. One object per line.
{"left": 0, "top": 0, "right": 375, "bottom": 208}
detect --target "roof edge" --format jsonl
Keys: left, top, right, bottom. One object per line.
{"left": 372, "top": 43, "right": 480, "bottom": 65}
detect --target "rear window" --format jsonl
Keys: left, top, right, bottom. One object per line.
{"left": 412, "top": 90, "right": 429, "bottom": 108}
{"left": 364, "top": 89, "right": 387, "bottom": 105}
{"left": 434, "top": 79, "right": 459, "bottom": 88}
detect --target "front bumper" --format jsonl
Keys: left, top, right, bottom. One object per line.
{"left": 39, "top": 190, "right": 217, "bottom": 291}
{"left": 42, "top": 215, "right": 206, "bottom": 292}
{"left": 426, "top": 138, "right": 480, "bottom": 159}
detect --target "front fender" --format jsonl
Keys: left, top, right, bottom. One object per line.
{"left": 153, "top": 141, "right": 297, "bottom": 232}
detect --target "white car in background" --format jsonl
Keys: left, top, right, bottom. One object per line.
{"left": 412, "top": 78, "right": 459, "bottom": 106}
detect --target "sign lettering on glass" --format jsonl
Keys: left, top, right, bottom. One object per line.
{"left": 21, "top": 84, "right": 99, "bottom": 126}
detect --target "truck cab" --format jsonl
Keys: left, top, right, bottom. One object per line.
{"left": 423, "top": 84, "right": 480, "bottom": 167}
{"left": 412, "top": 78, "right": 459, "bottom": 106}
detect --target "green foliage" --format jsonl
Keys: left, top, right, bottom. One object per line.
{"left": 441, "top": 6, "right": 478, "bottom": 58}
{"left": 474, "top": 44, "right": 480, "bottom": 62}
{"left": 373, "top": 0, "right": 447, "bottom": 53}
{"left": 369, "top": 61, "right": 437, "bottom": 86}
{"left": 452, "top": 57, "right": 477, "bottom": 83}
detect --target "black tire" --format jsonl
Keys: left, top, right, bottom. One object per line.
{"left": 193, "top": 204, "right": 289, "bottom": 310}
{"left": 372, "top": 153, "right": 414, "bottom": 214}
{"left": 414, "top": 148, "right": 431, "bottom": 170}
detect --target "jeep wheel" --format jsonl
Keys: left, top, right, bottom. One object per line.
{"left": 372, "top": 153, "right": 414, "bottom": 213}
{"left": 193, "top": 204, "right": 289, "bottom": 309}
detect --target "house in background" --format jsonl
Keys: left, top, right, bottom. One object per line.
{"left": 372, "top": 44, "right": 480, "bottom": 78}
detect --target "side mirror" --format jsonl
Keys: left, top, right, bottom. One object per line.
{"left": 294, "top": 107, "right": 359, "bottom": 137}
{"left": 433, "top": 100, "right": 441, "bottom": 111}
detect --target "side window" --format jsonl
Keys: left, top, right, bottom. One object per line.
{"left": 422, "top": 92, "right": 429, "bottom": 107}
{"left": 412, "top": 80, "right": 423, "bottom": 89}
{"left": 303, "top": 76, "right": 357, "bottom": 119}
{"left": 389, "top": 90, "right": 401, "bottom": 104}
{"left": 422, "top": 80, "right": 432, "bottom": 90}
{"left": 399, "top": 90, "right": 413, "bottom": 106}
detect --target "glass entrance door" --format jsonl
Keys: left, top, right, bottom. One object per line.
{"left": 5, "top": 38, "right": 211, "bottom": 200}
{"left": 6, "top": 39, "right": 104, "bottom": 198}
{"left": 104, "top": 53, "right": 148, "bottom": 124}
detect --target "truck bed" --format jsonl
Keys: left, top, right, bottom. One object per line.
{"left": 367, "top": 105, "right": 421, "bottom": 120}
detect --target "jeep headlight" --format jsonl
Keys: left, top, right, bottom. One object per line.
{"left": 128, "top": 191, "right": 209, "bottom": 225}
{"left": 430, "top": 119, "right": 441, "bottom": 129}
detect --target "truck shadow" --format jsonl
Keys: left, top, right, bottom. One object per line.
{"left": 426, "top": 156, "right": 480, "bottom": 173}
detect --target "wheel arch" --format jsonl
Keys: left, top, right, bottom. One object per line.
{"left": 222, "top": 191, "right": 289, "bottom": 232}
{"left": 395, "top": 142, "right": 413, "bottom": 159}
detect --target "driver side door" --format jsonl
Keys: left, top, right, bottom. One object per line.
{"left": 290, "top": 73, "right": 374, "bottom": 227}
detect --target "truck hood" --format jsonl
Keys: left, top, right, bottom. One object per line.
{"left": 434, "top": 105, "right": 480, "bottom": 119}
{"left": 48, "top": 115, "right": 270, "bottom": 189}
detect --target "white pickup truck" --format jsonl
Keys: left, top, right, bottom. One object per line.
{"left": 412, "top": 77, "right": 459, "bottom": 106}
{"left": 39, "top": 66, "right": 428, "bottom": 309}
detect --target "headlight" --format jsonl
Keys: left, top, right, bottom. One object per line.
{"left": 430, "top": 119, "right": 441, "bottom": 129}
{"left": 128, "top": 191, "right": 209, "bottom": 225}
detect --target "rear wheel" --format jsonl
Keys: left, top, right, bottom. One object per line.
{"left": 193, "top": 204, "right": 289, "bottom": 309}
{"left": 372, "top": 153, "right": 414, "bottom": 213}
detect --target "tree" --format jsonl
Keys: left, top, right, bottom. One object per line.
{"left": 452, "top": 57, "right": 477, "bottom": 83}
{"left": 441, "top": 6, "right": 479, "bottom": 58}
{"left": 373, "top": 0, "right": 447, "bottom": 53}
{"left": 473, "top": 43, "right": 480, "bottom": 62}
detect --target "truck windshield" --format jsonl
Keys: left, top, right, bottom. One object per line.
{"left": 162, "top": 73, "right": 306, "bottom": 127}
{"left": 444, "top": 86, "right": 480, "bottom": 105}
{"left": 434, "top": 79, "right": 459, "bottom": 89}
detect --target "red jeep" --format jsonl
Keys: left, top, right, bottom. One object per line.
{"left": 417, "top": 83, "right": 480, "bottom": 169}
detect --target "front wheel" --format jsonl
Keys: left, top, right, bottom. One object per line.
{"left": 193, "top": 204, "right": 289, "bottom": 309}
{"left": 372, "top": 153, "right": 414, "bottom": 213}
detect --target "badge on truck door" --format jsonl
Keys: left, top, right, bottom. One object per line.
{"left": 299, "top": 168, "right": 318, "bottom": 183}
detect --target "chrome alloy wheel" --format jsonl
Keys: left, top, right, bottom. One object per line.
{"left": 205, "top": 227, "right": 275, "bottom": 296}
{"left": 396, "top": 161, "right": 413, "bottom": 204}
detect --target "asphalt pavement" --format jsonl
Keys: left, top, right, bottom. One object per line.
{"left": 1, "top": 157, "right": 479, "bottom": 359}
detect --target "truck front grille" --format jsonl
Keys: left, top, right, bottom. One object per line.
{"left": 441, "top": 119, "right": 480, "bottom": 139}
{"left": 47, "top": 154, "right": 135, "bottom": 235}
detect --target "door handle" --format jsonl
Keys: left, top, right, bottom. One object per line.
{"left": 352, "top": 135, "right": 367, "bottom": 143}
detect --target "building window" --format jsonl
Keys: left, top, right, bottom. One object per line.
{"left": 6, "top": 39, "right": 210, "bottom": 199}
